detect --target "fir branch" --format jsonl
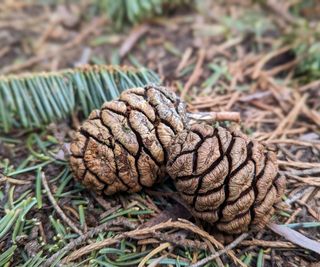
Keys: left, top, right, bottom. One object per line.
{"left": 96, "top": 0, "right": 193, "bottom": 29}
{"left": 0, "top": 65, "right": 159, "bottom": 132}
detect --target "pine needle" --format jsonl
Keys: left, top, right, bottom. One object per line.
{"left": 0, "top": 65, "right": 159, "bottom": 132}
{"left": 96, "top": 0, "right": 193, "bottom": 29}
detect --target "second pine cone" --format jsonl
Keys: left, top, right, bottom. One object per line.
{"left": 70, "top": 85, "right": 187, "bottom": 195}
{"left": 166, "top": 124, "right": 285, "bottom": 234}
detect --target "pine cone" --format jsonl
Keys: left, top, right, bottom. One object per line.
{"left": 70, "top": 85, "right": 187, "bottom": 195}
{"left": 166, "top": 124, "right": 285, "bottom": 234}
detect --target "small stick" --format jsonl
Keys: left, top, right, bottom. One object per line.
{"left": 1, "top": 18, "right": 106, "bottom": 74}
{"left": 281, "top": 168, "right": 320, "bottom": 176}
{"left": 188, "top": 111, "right": 241, "bottom": 123}
{"left": 181, "top": 49, "right": 206, "bottom": 99}
{"left": 43, "top": 217, "right": 128, "bottom": 267}
{"left": 152, "top": 232, "right": 209, "bottom": 251}
{"left": 119, "top": 24, "right": 149, "bottom": 58}
{"left": 62, "top": 220, "right": 244, "bottom": 266}
{"left": 252, "top": 46, "right": 292, "bottom": 79}
{"left": 240, "top": 239, "right": 296, "bottom": 248}
{"left": 189, "top": 232, "right": 249, "bottom": 267}
{"left": 139, "top": 235, "right": 297, "bottom": 249}
{"left": 41, "top": 172, "right": 83, "bottom": 236}
{"left": 278, "top": 160, "right": 320, "bottom": 169}
{"left": 268, "top": 93, "right": 307, "bottom": 140}
{"left": 176, "top": 47, "right": 193, "bottom": 74}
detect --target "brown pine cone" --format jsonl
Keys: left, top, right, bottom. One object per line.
{"left": 70, "top": 85, "right": 187, "bottom": 195}
{"left": 166, "top": 123, "right": 286, "bottom": 234}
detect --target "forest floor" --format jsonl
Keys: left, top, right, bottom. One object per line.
{"left": 0, "top": 0, "right": 319, "bottom": 266}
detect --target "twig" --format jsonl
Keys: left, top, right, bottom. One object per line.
{"left": 138, "top": 242, "right": 172, "bottom": 267}
{"left": 278, "top": 160, "right": 320, "bottom": 169}
{"left": 252, "top": 46, "right": 292, "bottom": 79}
{"left": 266, "top": 139, "right": 320, "bottom": 148}
{"left": 188, "top": 111, "right": 241, "bottom": 123}
{"left": 176, "top": 47, "right": 193, "bottom": 74}
{"left": 181, "top": 49, "right": 206, "bottom": 99}
{"left": 281, "top": 168, "right": 320, "bottom": 176}
{"left": 91, "top": 192, "right": 113, "bottom": 210}
{"left": 64, "top": 18, "right": 106, "bottom": 50}
{"left": 41, "top": 172, "right": 83, "bottom": 236}
{"left": 0, "top": 47, "right": 10, "bottom": 58}
{"left": 285, "top": 186, "right": 314, "bottom": 205}
{"left": 62, "top": 234, "right": 121, "bottom": 263}
{"left": 1, "top": 18, "right": 106, "bottom": 74}
{"left": 34, "top": 16, "right": 59, "bottom": 51}
{"left": 43, "top": 217, "right": 130, "bottom": 267}
{"left": 268, "top": 93, "right": 307, "bottom": 140}
{"left": 154, "top": 228, "right": 225, "bottom": 267}
{"left": 189, "top": 233, "right": 250, "bottom": 267}
{"left": 264, "top": 0, "right": 298, "bottom": 25}
{"left": 119, "top": 24, "right": 150, "bottom": 58}
{"left": 287, "top": 175, "right": 320, "bottom": 187}
{"left": 62, "top": 220, "right": 245, "bottom": 266}
{"left": 152, "top": 232, "right": 208, "bottom": 251}
{"left": 0, "top": 175, "right": 31, "bottom": 185}
{"left": 136, "top": 230, "right": 226, "bottom": 265}
{"left": 300, "top": 80, "right": 320, "bottom": 92}
{"left": 264, "top": 59, "right": 298, "bottom": 77}
{"left": 224, "top": 91, "right": 241, "bottom": 111}
{"left": 239, "top": 91, "right": 272, "bottom": 102}
{"left": 240, "top": 239, "right": 296, "bottom": 248}
{"left": 302, "top": 104, "right": 320, "bottom": 127}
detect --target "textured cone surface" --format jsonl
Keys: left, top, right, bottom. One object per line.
{"left": 70, "top": 85, "right": 187, "bottom": 195}
{"left": 167, "top": 124, "right": 285, "bottom": 234}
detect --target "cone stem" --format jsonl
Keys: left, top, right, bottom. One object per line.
{"left": 188, "top": 111, "right": 241, "bottom": 123}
